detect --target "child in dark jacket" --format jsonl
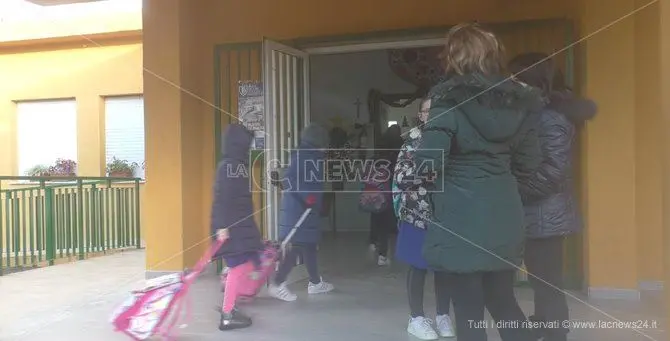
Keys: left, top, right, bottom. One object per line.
{"left": 267, "top": 123, "right": 334, "bottom": 301}
{"left": 210, "top": 124, "right": 264, "bottom": 331}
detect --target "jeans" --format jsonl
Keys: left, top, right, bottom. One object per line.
{"left": 407, "top": 267, "right": 452, "bottom": 317}
{"left": 274, "top": 243, "right": 321, "bottom": 284}
{"left": 449, "top": 270, "right": 532, "bottom": 341}
{"left": 525, "top": 236, "right": 569, "bottom": 341}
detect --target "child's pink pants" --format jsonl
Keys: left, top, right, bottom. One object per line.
{"left": 221, "top": 260, "right": 255, "bottom": 313}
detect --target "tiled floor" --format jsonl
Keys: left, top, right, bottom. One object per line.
{"left": 0, "top": 233, "right": 665, "bottom": 341}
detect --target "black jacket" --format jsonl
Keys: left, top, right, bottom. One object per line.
{"left": 518, "top": 90, "right": 597, "bottom": 239}
{"left": 211, "top": 124, "right": 264, "bottom": 261}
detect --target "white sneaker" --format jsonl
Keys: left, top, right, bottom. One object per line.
{"left": 407, "top": 316, "right": 439, "bottom": 340}
{"left": 308, "top": 278, "right": 334, "bottom": 294}
{"left": 436, "top": 314, "right": 455, "bottom": 338}
{"left": 268, "top": 282, "right": 297, "bottom": 302}
{"left": 377, "top": 255, "right": 390, "bottom": 266}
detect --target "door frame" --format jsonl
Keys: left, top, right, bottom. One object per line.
{"left": 262, "top": 38, "right": 311, "bottom": 241}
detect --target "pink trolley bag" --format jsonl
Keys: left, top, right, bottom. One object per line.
{"left": 110, "top": 238, "right": 225, "bottom": 340}
{"left": 220, "top": 208, "right": 313, "bottom": 299}
{"left": 219, "top": 241, "right": 279, "bottom": 302}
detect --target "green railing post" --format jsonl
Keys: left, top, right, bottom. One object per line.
{"left": 91, "top": 184, "right": 98, "bottom": 252}
{"left": 13, "top": 191, "right": 19, "bottom": 267}
{"left": 77, "top": 180, "right": 84, "bottom": 260}
{"left": 37, "top": 182, "right": 44, "bottom": 263}
{"left": 21, "top": 189, "right": 27, "bottom": 267}
{"left": 29, "top": 189, "right": 35, "bottom": 266}
{"left": 45, "top": 187, "right": 56, "bottom": 266}
{"left": 134, "top": 179, "right": 141, "bottom": 249}
{"left": 4, "top": 191, "right": 10, "bottom": 269}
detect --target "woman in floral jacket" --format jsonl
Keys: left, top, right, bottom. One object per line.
{"left": 393, "top": 97, "right": 454, "bottom": 340}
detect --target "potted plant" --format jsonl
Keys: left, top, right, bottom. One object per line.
{"left": 48, "top": 159, "right": 77, "bottom": 177}
{"left": 25, "top": 164, "right": 52, "bottom": 177}
{"left": 107, "top": 157, "right": 138, "bottom": 178}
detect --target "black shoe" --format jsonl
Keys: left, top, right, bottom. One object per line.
{"left": 219, "top": 308, "right": 252, "bottom": 331}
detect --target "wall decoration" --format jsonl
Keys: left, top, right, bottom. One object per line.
{"left": 388, "top": 46, "right": 445, "bottom": 90}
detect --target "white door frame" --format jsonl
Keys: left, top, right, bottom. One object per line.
{"left": 263, "top": 38, "right": 311, "bottom": 241}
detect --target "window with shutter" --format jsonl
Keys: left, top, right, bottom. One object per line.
{"left": 16, "top": 99, "right": 78, "bottom": 176}
{"left": 104, "top": 95, "right": 145, "bottom": 179}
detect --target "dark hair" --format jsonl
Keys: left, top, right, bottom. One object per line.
{"left": 508, "top": 52, "right": 555, "bottom": 95}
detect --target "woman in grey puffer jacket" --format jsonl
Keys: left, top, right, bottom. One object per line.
{"left": 509, "top": 53, "right": 597, "bottom": 341}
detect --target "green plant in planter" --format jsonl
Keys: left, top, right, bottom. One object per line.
{"left": 25, "top": 164, "right": 52, "bottom": 177}
{"left": 107, "top": 157, "right": 138, "bottom": 178}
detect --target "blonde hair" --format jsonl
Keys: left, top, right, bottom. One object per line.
{"left": 441, "top": 22, "right": 505, "bottom": 76}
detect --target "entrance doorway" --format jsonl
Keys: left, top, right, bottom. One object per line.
{"left": 213, "top": 19, "right": 583, "bottom": 289}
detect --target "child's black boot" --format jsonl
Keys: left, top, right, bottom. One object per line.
{"left": 219, "top": 307, "right": 252, "bottom": 331}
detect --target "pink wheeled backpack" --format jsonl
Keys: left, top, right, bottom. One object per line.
{"left": 219, "top": 241, "right": 279, "bottom": 301}
{"left": 220, "top": 208, "right": 313, "bottom": 299}
{"left": 110, "top": 208, "right": 312, "bottom": 340}
{"left": 110, "top": 239, "right": 224, "bottom": 340}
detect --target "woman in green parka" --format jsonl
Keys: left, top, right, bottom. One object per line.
{"left": 416, "top": 23, "right": 544, "bottom": 341}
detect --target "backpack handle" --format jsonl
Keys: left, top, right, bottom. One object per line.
{"left": 185, "top": 238, "right": 225, "bottom": 282}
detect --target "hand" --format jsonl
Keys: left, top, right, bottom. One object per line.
{"left": 216, "top": 228, "right": 229, "bottom": 241}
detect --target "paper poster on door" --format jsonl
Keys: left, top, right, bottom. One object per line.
{"left": 238, "top": 80, "right": 265, "bottom": 149}
{"left": 238, "top": 81, "right": 265, "bottom": 147}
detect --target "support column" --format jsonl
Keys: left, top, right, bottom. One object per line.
{"left": 143, "top": 0, "right": 207, "bottom": 275}
{"left": 76, "top": 95, "right": 105, "bottom": 176}
{"left": 659, "top": 0, "right": 670, "bottom": 328}
{"left": 580, "top": 0, "right": 639, "bottom": 299}
{"left": 634, "top": 0, "right": 664, "bottom": 291}
{"left": 0, "top": 100, "right": 16, "bottom": 176}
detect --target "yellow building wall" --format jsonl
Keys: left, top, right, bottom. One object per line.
{"left": 578, "top": 0, "right": 664, "bottom": 291}
{"left": 142, "top": 0, "right": 579, "bottom": 273}
{"left": 0, "top": 37, "right": 147, "bottom": 240}
{"left": 0, "top": 39, "right": 143, "bottom": 176}
{"left": 143, "top": 0, "right": 665, "bottom": 290}
{"left": 633, "top": 0, "right": 664, "bottom": 284}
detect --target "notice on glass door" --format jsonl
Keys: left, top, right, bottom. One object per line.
{"left": 238, "top": 80, "right": 264, "bottom": 132}
{"left": 238, "top": 80, "right": 265, "bottom": 149}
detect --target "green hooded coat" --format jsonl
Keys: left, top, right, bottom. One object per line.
{"left": 417, "top": 73, "right": 544, "bottom": 273}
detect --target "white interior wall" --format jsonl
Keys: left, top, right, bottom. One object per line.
{"left": 310, "top": 50, "right": 415, "bottom": 232}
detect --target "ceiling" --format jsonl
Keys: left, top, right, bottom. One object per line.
{"left": 25, "top": 0, "right": 103, "bottom": 5}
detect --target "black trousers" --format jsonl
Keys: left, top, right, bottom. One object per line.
{"left": 449, "top": 270, "right": 532, "bottom": 341}
{"left": 369, "top": 210, "right": 397, "bottom": 257}
{"left": 524, "top": 236, "right": 569, "bottom": 341}
{"left": 407, "top": 267, "right": 452, "bottom": 317}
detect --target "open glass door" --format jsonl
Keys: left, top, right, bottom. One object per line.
{"left": 263, "top": 39, "right": 310, "bottom": 240}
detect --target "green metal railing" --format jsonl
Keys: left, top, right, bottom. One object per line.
{"left": 0, "top": 176, "right": 142, "bottom": 275}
